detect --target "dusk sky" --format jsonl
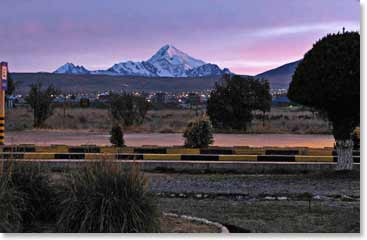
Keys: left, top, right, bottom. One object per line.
{"left": 2, "top": 0, "right": 359, "bottom": 75}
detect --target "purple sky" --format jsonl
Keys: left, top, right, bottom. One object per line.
{"left": 2, "top": 0, "right": 359, "bottom": 75}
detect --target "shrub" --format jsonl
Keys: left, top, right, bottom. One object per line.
{"left": 183, "top": 117, "right": 214, "bottom": 148}
{"left": 25, "top": 82, "right": 59, "bottom": 127}
{"left": 352, "top": 127, "right": 360, "bottom": 150}
{"left": 110, "top": 124, "right": 125, "bottom": 147}
{"left": 56, "top": 162, "right": 160, "bottom": 233}
{"left": 7, "top": 163, "right": 56, "bottom": 228}
{"left": 0, "top": 174, "right": 24, "bottom": 232}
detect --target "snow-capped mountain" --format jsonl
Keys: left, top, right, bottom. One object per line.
{"left": 147, "top": 44, "right": 206, "bottom": 77}
{"left": 104, "top": 61, "right": 157, "bottom": 77}
{"left": 54, "top": 45, "right": 231, "bottom": 77}
{"left": 186, "top": 64, "right": 231, "bottom": 77}
{"left": 54, "top": 63, "right": 90, "bottom": 74}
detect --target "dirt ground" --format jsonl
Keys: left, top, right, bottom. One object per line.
{"left": 6, "top": 106, "right": 331, "bottom": 134}
{"left": 4, "top": 129, "right": 335, "bottom": 147}
{"left": 148, "top": 171, "right": 360, "bottom": 233}
{"left": 160, "top": 215, "right": 220, "bottom": 233}
{"left": 158, "top": 198, "right": 359, "bottom": 233}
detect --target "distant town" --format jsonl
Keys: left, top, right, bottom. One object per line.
{"left": 7, "top": 88, "right": 289, "bottom": 109}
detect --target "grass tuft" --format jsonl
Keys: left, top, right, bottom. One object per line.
{"left": 56, "top": 161, "right": 160, "bottom": 233}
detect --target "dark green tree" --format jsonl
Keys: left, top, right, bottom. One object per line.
{"left": 6, "top": 72, "right": 15, "bottom": 96}
{"left": 25, "top": 82, "right": 59, "bottom": 128}
{"left": 254, "top": 79, "right": 272, "bottom": 126}
{"left": 110, "top": 124, "right": 125, "bottom": 147}
{"left": 288, "top": 31, "right": 359, "bottom": 170}
{"left": 207, "top": 75, "right": 271, "bottom": 131}
{"left": 109, "top": 93, "right": 149, "bottom": 127}
{"left": 183, "top": 116, "right": 214, "bottom": 148}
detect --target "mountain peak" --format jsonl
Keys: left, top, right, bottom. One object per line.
{"left": 147, "top": 44, "right": 206, "bottom": 76}
{"left": 54, "top": 45, "right": 231, "bottom": 77}
{"left": 54, "top": 62, "right": 90, "bottom": 74}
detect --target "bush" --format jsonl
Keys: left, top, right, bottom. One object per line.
{"left": 352, "top": 127, "right": 360, "bottom": 150}
{"left": 110, "top": 125, "right": 125, "bottom": 147}
{"left": 56, "top": 162, "right": 160, "bottom": 233}
{"left": 7, "top": 163, "right": 57, "bottom": 229}
{"left": 183, "top": 117, "right": 214, "bottom": 148}
{"left": 0, "top": 174, "right": 24, "bottom": 232}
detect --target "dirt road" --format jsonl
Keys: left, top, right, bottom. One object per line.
{"left": 5, "top": 130, "right": 334, "bottom": 147}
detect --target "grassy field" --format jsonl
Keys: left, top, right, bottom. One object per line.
{"left": 158, "top": 198, "right": 359, "bottom": 233}
{"left": 5, "top": 106, "right": 331, "bottom": 134}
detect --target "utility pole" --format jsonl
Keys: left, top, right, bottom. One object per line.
{"left": 0, "top": 62, "right": 8, "bottom": 145}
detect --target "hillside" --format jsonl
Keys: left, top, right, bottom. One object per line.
{"left": 256, "top": 60, "right": 301, "bottom": 89}
{"left": 11, "top": 73, "right": 222, "bottom": 94}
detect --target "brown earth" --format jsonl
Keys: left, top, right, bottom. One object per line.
{"left": 6, "top": 106, "right": 331, "bottom": 134}
{"left": 4, "top": 129, "right": 334, "bottom": 147}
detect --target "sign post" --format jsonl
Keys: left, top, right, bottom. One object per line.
{"left": 0, "top": 62, "right": 7, "bottom": 145}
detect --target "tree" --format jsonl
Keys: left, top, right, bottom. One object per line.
{"left": 206, "top": 75, "right": 272, "bottom": 130}
{"left": 183, "top": 116, "right": 214, "bottom": 148}
{"left": 254, "top": 79, "right": 272, "bottom": 126}
{"left": 110, "top": 124, "right": 125, "bottom": 147}
{"left": 288, "top": 31, "right": 359, "bottom": 170}
{"left": 25, "top": 82, "right": 59, "bottom": 128}
{"left": 109, "top": 93, "right": 149, "bottom": 127}
{"left": 6, "top": 72, "right": 15, "bottom": 96}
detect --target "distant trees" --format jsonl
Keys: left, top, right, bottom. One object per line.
{"left": 183, "top": 116, "right": 214, "bottom": 148}
{"left": 109, "top": 93, "right": 150, "bottom": 127}
{"left": 108, "top": 92, "right": 150, "bottom": 147}
{"left": 6, "top": 73, "right": 15, "bottom": 96}
{"left": 206, "top": 75, "right": 272, "bottom": 131}
{"left": 288, "top": 31, "right": 359, "bottom": 170}
{"left": 26, "top": 82, "right": 59, "bottom": 128}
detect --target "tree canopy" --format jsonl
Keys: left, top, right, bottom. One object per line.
{"left": 25, "top": 82, "right": 59, "bottom": 127}
{"left": 109, "top": 93, "right": 150, "bottom": 127}
{"left": 207, "top": 75, "right": 272, "bottom": 130}
{"left": 288, "top": 31, "right": 360, "bottom": 140}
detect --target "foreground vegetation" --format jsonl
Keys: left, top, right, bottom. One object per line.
{"left": 288, "top": 31, "right": 359, "bottom": 170}
{"left": 6, "top": 106, "right": 331, "bottom": 134}
{"left": 0, "top": 162, "right": 160, "bottom": 233}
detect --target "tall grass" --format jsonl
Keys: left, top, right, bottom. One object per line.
{"left": 8, "top": 163, "right": 57, "bottom": 228}
{"left": 56, "top": 161, "right": 160, "bottom": 233}
{"left": 0, "top": 162, "right": 56, "bottom": 232}
{"left": 0, "top": 174, "right": 24, "bottom": 232}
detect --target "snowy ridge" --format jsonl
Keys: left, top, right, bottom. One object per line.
{"left": 54, "top": 45, "right": 231, "bottom": 77}
{"left": 54, "top": 63, "right": 90, "bottom": 74}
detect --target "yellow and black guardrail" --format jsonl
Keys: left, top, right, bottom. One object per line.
{"left": 0, "top": 144, "right": 360, "bottom": 157}
{"left": 0, "top": 152, "right": 360, "bottom": 163}
{"left": 0, "top": 115, "right": 4, "bottom": 145}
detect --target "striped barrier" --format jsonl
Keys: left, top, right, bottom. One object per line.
{"left": 0, "top": 115, "right": 4, "bottom": 145}
{"left": 0, "top": 152, "right": 360, "bottom": 163}
{"left": 0, "top": 145, "right": 360, "bottom": 157}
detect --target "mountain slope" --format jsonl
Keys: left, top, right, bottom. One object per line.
{"left": 147, "top": 44, "right": 205, "bottom": 77}
{"left": 54, "top": 63, "right": 90, "bottom": 74}
{"left": 12, "top": 73, "right": 223, "bottom": 94}
{"left": 54, "top": 45, "right": 229, "bottom": 77}
{"left": 256, "top": 60, "right": 301, "bottom": 89}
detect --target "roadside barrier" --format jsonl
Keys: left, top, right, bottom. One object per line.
{"left": 0, "top": 152, "right": 360, "bottom": 163}
{"left": 0, "top": 144, "right": 360, "bottom": 157}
